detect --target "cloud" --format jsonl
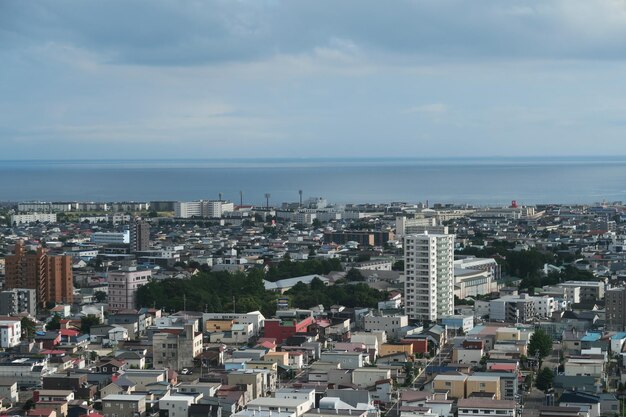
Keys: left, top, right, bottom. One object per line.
{"left": 5, "top": 0, "right": 626, "bottom": 68}
{"left": 3, "top": 1, "right": 626, "bottom": 159}
{"left": 406, "top": 103, "right": 448, "bottom": 114}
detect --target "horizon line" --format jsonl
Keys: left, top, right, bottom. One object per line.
{"left": 2, "top": 155, "right": 626, "bottom": 162}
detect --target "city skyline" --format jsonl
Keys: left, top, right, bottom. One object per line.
{"left": 3, "top": 0, "right": 626, "bottom": 159}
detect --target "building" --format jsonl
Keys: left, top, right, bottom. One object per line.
{"left": 605, "top": 288, "right": 626, "bottom": 331}
{"left": 363, "top": 314, "right": 409, "bottom": 340}
{"left": 11, "top": 213, "right": 57, "bottom": 225}
{"left": 0, "top": 318, "right": 21, "bottom": 348}
{"left": 174, "top": 200, "right": 235, "bottom": 218}
{"left": 0, "top": 288, "right": 37, "bottom": 316}
{"left": 102, "top": 394, "right": 147, "bottom": 417}
{"left": 557, "top": 281, "right": 604, "bottom": 303}
{"left": 107, "top": 267, "right": 151, "bottom": 312}
{"left": 432, "top": 373, "right": 468, "bottom": 399}
{"left": 457, "top": 399, "right": 516, "bottom": 417}
{"left": 264, "top": 316, "right": 313, "bottom": 343}
{"left": 324, "top": 230, "right": 395, "bottom": 247}
{"left": 404, "top": 233, "right": 455, "bottom": 322}
{"left": 5, "top": 241, "right": 73, "bottom": 306}
{"left": 203, "top": 312, "right": 265, "bottom": 336}
{"left": 159, "top": 394, "right": 196, "bottom": 417}
{"left": 129, "top": 220, "right": 150, "bottom": 253}
{"left": 466, "top": 375, "right": 500, "bottom": 399}
{"left": 91, "top": 231, "right": 130, "bottom": 245}
{"left": 441, "top": 315, "right": 474, "bottom": 333}
{"left": 152, "top": 324, "right": 203, "bottom": 370}
{"left": 17, "top": 202, "right": 75, "bottom": 212}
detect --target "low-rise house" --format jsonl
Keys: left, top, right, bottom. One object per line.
{"left": 380, "top": 343, "right": 413, "bottom": 357}
{"left": 400, "top": 391, "right": 453, "bottom": 417}
{"left": 558, "top": 392, "right": 601, "bottom": 417}
{"left": 364, "top": 314, "right": 409, "bottom": 340}
{"left": 0, "top": 378, "right": 19, "bottom": 406}
{"left": 452, "top": 340, "right": 484, "bottom": 364}
{"left": 42, "top": 374, "right": 97, "bottom": 400}
{"left": 352, "top": 368, "right": 391, "bottom": 388}
{"left": 102, "top": 394, "right": 147, "bottom": 417}
{"left": 0, "top": 317, "right": 22, "bottom": 348}
{"left": 159, "top": 393, "right": 198, "bottom": 417}
{"left": 466, "top": 375, "right": 500, "bottom": 400}
{"left": 432, "top": 373, "right": 467, "bottom": 399}
{"left": 457, "top": 399, "right": 516, "bottom": 417}
{"left": 34, "top": 389, "right": 74, "bottom": 417}
{"left": 115, "top": 350, "right": 146, "bottom": 369}
{"left": 319, "top": 351, "right": 365, "bottom": 369}
{"left": 245, "top": 388, "right": 315, "bottom": 417}
{"left": 227, "top": 371, "right": 264, "bottom": 399}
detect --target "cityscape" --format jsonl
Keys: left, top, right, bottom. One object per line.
{"left": 3, "top": 2, "right": 626, "bottom": 417}
{"left": 1, "top": 197, "right": 625, "bottom": 417}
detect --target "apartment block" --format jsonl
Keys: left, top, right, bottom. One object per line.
{"left": 107, "top": 267, "right": 151, "bottom": 312}
{"left": 5, "top": 241, "right": 73, "bottom": 306}
{"left": 404, "top": 233, "right": 455, "bottom": 322}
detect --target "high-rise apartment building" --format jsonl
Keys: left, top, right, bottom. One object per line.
{"left": 130, "top": 220, "right": 150, "bottom": 253}
{"left": 606, "top": 288, "right": 626, "bottom": 331}
{"left": 5, "top": 241, "right": 73, "bottom": 307}
{"left": 404, "top": 233, "right": 455, "bottom": 322}
{"left": 108, "top": 267, "right": 151, "bottom": 312}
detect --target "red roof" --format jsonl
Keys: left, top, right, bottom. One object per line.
{"left": 60, "top": 329, "right": 80, "bottom": 337}
{"left": 40, "top": 350, "right": 66, "bottom": 355}
{"left": 257, "top": 341, "right": 276, "bottom": 350}
{"left": 489, "top": 363, "right": 517, "bottom": 372}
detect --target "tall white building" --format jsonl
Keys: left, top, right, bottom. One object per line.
{"left": 404, "top": 233, "right": 455, "bottom": 322}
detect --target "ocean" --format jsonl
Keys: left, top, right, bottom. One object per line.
{"left": 1, "top": 157, "right": 625, "bottom": 206}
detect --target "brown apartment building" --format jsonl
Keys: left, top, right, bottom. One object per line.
{"left": 5, "top": 241, "right": 73, "bottom": 306}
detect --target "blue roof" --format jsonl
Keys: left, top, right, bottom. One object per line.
{"left": 611, "top": 332, "right": 626, "bottom": 340}
{"left": 581, "top": 333, "right": 601, "bottom": 342}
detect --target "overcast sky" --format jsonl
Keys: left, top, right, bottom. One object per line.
{"left": 2, "top": 0, "right": 626, "bottom": 160}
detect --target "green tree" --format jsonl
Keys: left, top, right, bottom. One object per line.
{"left": 21, "top": 317, "right": 37, "bottom": 340}
{"left": 47, "top": 313, "right": 61, "bottom": 330}
{"left": 528, "top": 328, "right": 553, "bottom": 364}
{"left": 94, "top": 291, "right": 107, "bottom": 303}
{"left": 536, "top": 367, "right": 554, "bottom": 391}
{"left": 392, "top": 260, "right": 404, "bottom": 271}
{"left": 80, "top": 315, "right": 101, "bottom": 334}
{"left": 346, "top": 268, "right": 365, "bottom": 282}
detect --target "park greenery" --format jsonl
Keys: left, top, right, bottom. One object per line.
{"left": 136, "top": 258, "right": 382, "bottom": 317}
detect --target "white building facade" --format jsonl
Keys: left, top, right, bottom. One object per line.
{"left": 404, "top": 233, "right": 455, "bottom": 322}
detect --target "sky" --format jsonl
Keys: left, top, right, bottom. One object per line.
{"left": 2, "top": 0, "right": 626, "bottom": 160}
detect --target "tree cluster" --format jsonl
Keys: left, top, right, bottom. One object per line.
{"left": 137, "top": 269, "right": 277, "bottom": 317}
{"left": 265, "top": 257, "right": 343, "bottom": 282}
{"left": 286, "top": 277, "right": 385, "bottom": 309}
